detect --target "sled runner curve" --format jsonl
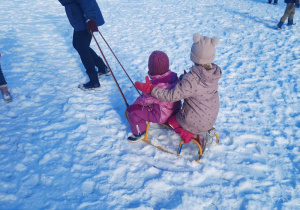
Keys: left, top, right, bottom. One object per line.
{"left": 142, "top": 121, "right": 220, "bottom": 162}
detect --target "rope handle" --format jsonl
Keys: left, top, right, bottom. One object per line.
{"left": 97, "top": 31, "right": 142, "bottom": 97}
{"left": 90, "top": 30, "right": 129, "bottom": 107}
{"left": 90, "top": 30, "right": 145, "bottom": 107}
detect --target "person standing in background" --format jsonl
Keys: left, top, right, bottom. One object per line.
{"left": 58, "top": 0, "right": 111, "bottom": 91}
{"left": 277, "top": 0, "right": 300, "bottom": 30}
{"left": 268, "top": 0, "right": 278, "bottom": 5}
{"left": 0, "top": 54, "right": 12, "bottom": 102}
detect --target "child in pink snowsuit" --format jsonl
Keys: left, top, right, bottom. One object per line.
{"left": 135, "top": 34, "right": 222, "bottom": 149}
{"left": 127, "top": 51, "right": 181, "bottom": 142}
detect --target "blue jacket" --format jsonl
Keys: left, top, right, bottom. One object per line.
{"left": 58, "top": 0, "right": 105, "bottom": 31}
{"left": 284, "top": 0, "right": 299, "bottom": 3}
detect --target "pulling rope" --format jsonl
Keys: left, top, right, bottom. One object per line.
{"left": 90, "top": 31, "right": 129, "bottom": 107}
{"left": 98, "top": 31, "right": 142, "bottom": 96}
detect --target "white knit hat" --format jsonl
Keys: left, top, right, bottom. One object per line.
{"left": 190, "top": 33, "right": 219, "bottom": 65}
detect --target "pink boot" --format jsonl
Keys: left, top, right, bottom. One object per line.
{"left": 0, "top": 84, "right": 12, "bottom": 102}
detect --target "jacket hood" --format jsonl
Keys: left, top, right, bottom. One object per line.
{"left": 190, "top": 64, "right": 222, "bottom": 84}
{"left": 148, "top": 70, "right": 178, "bottom": 85}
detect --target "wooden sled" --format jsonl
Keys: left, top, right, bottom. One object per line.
{"left": 142, "top": 122, "right": 219, "bottom": 162}
{"left": 125, "top": 110, "right": 219, "bottom": 162}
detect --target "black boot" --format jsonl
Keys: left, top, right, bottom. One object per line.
{"left": 127, "top": 132, "right": 145, "bottom": 143}
{"left": 78, "top": 81, "right": 100, "bottom": 91}
{"left": 277, "top": 21, "right": 284, "bottom": 30}
{"left": 287, "top": 19, "right": 295, "bottom": 26}
{"left": 98, "top": 66, "right": 111, "bottom": 78}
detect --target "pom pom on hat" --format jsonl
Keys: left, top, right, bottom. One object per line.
{"left": 190, "top": 33, "right": 219, "bottom": 65}
{"left": 148, "top": 51, "right": 169, "bottom": 76}
{"left": 211, "top": 36, "right": 219, "bottom": 46}
{"left": 193, "top": 33, "right": 201, "bottom": 43}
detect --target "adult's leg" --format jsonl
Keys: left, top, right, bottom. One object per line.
{"left": 89, "top": 49, "right": 107, "bottom": 73}
{"left": 280, "top": 3, "right": 295, "bottom": 23}
{"left": 0, "top": 66, "right": 11, "bottom": 101}
{"left": 126, "top": 104, "right": 160, "bottom": 135}
{"left": 0, "top": 66, "right": 7, "bottom": 86}
{"left": 73, "top": 30, "right": 99, "bottom": 84}
{"left": 288, "top": 5, "right": 295, "bottom": 20}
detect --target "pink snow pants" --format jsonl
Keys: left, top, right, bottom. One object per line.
{"left": 126, "top": 104, "right": 161, "bottom": 135}
{"left": 168, "top": 115, "right": 195, "bottom": 144}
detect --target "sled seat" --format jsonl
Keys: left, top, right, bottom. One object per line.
{"left": 142, "top": 122, "right": 219, "bottom": 162}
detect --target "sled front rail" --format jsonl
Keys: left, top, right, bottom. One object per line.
{"left": 142, "top": 122, "right": 219, "bottom": 162}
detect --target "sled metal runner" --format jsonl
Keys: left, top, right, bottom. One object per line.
{"left": 141, "top": 122, "right": 220, "bottom": 162}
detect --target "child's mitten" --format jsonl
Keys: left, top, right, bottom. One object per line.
{"left": 135, "top": 76, "right": 155, "bottom": 94}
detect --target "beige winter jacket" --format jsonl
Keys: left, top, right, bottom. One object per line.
{"left": 151, "top": 64, "right": 222, "bottom": 134}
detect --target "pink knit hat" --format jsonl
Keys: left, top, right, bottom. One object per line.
{"left": 148, "top": 51, "right": 169, "bottom": 75}
{"left": 190, "top": 33, "right": 219, "bottom": 65}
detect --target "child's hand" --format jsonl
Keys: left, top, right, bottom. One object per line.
{"left": 135, "top": 76, "right": 155, "bottom": 94}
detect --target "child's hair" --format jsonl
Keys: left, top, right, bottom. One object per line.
{"left": 195, "top": 63, "right": 213, "bottom": 70}
{"left": 190, "top": 33, "right": 219, "bottom": 65}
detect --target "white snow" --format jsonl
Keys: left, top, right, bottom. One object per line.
{"left": 0, "top": 0, "right": 299, "bottom": 209}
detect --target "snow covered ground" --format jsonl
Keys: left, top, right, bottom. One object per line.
{"left": 0, "top": 0, "right": 299, "bottom": 209}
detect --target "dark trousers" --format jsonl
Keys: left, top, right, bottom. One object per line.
{"left": 73, "top": 30, "right": 106, "bottom": 84}
{"left": 0, "top": 65, "right": 7, "bottom": 86}
{"left": 280, "top": 3, "right": 296, "bottom": 22}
